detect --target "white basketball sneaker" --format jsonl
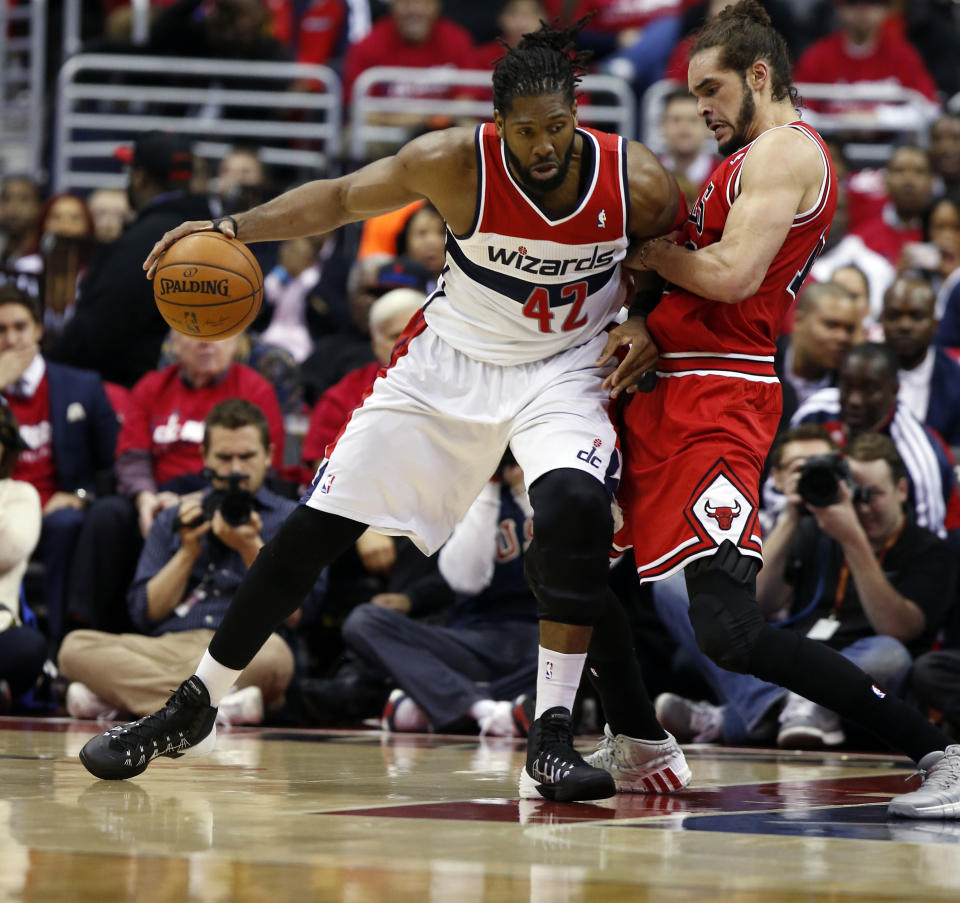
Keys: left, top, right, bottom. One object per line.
{"left": 888, "top": 746, "right": 960, "bottom": 819}
{"left": 584, "top": 724, "right": 692, "bottom": 793}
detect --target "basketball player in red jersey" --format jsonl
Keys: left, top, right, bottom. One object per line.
{"left": 593, "top": 0, "right": 960, "bottom": 819}
{"left": 78, "top": 20, "right": 694, "bottom": 803}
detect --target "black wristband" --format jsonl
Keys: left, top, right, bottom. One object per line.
{"left": 628, "top": 288, "right": 661, "bottom": 319}
{"left": 212, "top": 215, "right": 238, "bottom": 238}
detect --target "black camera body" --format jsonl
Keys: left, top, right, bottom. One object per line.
{"left": 173, "top": 472, "right": 255, "bottom": 531}
{"left": 797, "top": 453, "right": 873, "bottom": 508}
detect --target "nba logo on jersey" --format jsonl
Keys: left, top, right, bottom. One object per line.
{"left": 544, "top": 661, "right": 554, "bottom": 680}
{"left": 597, "top": 209, "right": 606, "bottom": 228}
{"left": 319, "top": 472, "right": 336, "bottom": 495}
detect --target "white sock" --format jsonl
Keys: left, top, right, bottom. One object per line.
{"left": 469, "top": 699, "right": 496, "bottom": 724}
{"left": 534, "top": 647, "right": 586, "bottom": 719}
{"left": 195, "top": 650, "right": 243, "bottom": 707}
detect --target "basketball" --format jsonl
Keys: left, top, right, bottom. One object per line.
{"left": 153, "top": 231, "right": 263, "bottom": 341}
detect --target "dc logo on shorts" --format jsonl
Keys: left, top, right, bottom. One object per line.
{"left": 544, "top": 661, "right": 553, "bottom": 680}
{"left": 577, "top": 438, "right": 603, "bottom": 468}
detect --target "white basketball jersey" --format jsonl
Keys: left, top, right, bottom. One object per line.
{"left": 423, "top": 124, "right": 630, "bottom": 365}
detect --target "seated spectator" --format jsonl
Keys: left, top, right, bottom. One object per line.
{"left": 467, "top": 0, "right": 544, "bottom": 73}
{"left": 929, "top": 113, "right": 960, "bottom": 205}
{"left": 358, "top": 203, "right": 426, "bottom": 259}
{"left": 48, "top": 131, "right": 213, "bottom": 388}
{"left": 302, "top": 287, "right": 426, "bottom": 469}
{"left": 0, "top": 286, "right": 118, "bottom": 649}
{"left": 298, "top": 256, "right": 433, "bottom": 404}
{"left": 830, "top": 264, "right": 878, "bottom": 341}
{"left": 850, "top": 147, "right": 934, "bottom": 268}
{"left": 793, "top": 0, "right": 939, "bottom": 110}
{"left": 345, "top": 454, "right": 537, "bottom": 735}
{"left": 777, "top": 281, "right": 858, "bottom": 416}
{"left": 790, "top": 342, "right": 960, "bottom": 540}
{"left": 147, "top": 0, "right": 291, "bottom": 64}
{"left": 342, "top": 0, "right": 474, "bottom": 133}
{"left": 210, "top": 145, "right": 278, "bottom": 277}
{"left": 920, "top": 197, "right": 960, "bottom": 291}
{"left": 396, "top": 203, "right": 444, "bottom": 285}
{"left": 86, "top": 188, "right": 131, "bottom": 245}
{"left": 0, "top": 406, "right": 46, "bottom": 713}
{"left": 66, "top": 329, "right": 284, "bottom": 634}
{"left": 0, "top": 176, "right": 42, "bottom": 270}
{"left": 657, "top": 433, "right": 957, "bottom": 749}
{"left": 656, "top": 88, "right": 717, "bottom": 207}
{"left": 882, "top": 276, "right": 960, "bottom": 454}
{"left": 59, "top": 400, "right": 325, "bottom": 725}
{"left": 811, "top": 186, "right": 896, "bottom": 322}
{"left": 15, "top": 193, "right": 97, "bottom": 342}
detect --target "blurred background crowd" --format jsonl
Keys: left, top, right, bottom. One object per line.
{"left": 1, "top": 0, "right": 960, "bottom": 751}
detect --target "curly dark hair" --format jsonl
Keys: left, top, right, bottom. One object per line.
{"left": 491, "top": 18, "right": 593, "bottom": 114}
{"left": 691, "top": 0, "right": 797, "bottom": 107}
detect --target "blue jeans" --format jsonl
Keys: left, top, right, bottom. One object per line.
{"left": 652, "top": 571, "right": 914, "bottom": 743}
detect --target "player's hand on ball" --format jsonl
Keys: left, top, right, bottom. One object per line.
{"left": 144, "top": 218, "right": 235, "bottom": 279}
{"left": 596, "top": 318, "right": 660, "bottom": 398}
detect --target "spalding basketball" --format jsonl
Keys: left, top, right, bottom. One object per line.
{"left": 153, "top": 231, "right": 263, "bottom": 340}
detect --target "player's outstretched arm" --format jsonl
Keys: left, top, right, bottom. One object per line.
{"left": 629, "top": 128, "right": 822, "bottom": 304}
{"left": 143, "top": 128, "right": 477, "bottom": 278}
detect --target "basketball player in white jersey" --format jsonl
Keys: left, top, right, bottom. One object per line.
{"left": 79, "top": 20, "right": 691, "bottom": 803}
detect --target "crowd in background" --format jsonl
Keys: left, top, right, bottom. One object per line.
{"left": 1, "top": 0, "right": 960, "bottom": 750}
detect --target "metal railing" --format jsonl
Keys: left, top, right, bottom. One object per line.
{"left": 642, "top": 78, "right": 939, "bottom": 167}
{"left": 0, "top": 0, "right": 46, "bottom": 176}
{"left": 349, "top": 67, "right": 637, "bottom": 160}
{"left": 54, "top": 54, "right": 342, "bottom": 193}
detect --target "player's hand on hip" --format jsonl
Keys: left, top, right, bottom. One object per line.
{"left": 596, "top": 318, "right": 659, "bottom": 398}
{"left": 143, "top": 219, "right": 233, "bottom": 279}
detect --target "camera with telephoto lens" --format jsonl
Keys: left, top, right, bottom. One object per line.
{"left": 173, "top": 470, "right": 255, "bottom": 530}
{"left": 797, "top": 453, "right": 874, "bottom": 508}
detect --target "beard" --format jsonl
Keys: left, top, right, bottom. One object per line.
{"left": 717, "top": 83, "right": 757, "bottom": 156}
{"left": 504, "top": 136, "right": 576, "bottom": 195}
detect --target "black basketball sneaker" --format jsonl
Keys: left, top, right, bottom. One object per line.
{"left": 519, "top": 706, "right": 616, "bottom": 802}
{"left": 79, "top": 676, "right": 217, "bottom": 780}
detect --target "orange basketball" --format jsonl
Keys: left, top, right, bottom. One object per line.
{"left": 153, "top": 231, "right": 263, "bottom": 341}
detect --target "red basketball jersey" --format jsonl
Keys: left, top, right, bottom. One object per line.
{"left": 646, "top": 121, "right": 837, "bottom": 356}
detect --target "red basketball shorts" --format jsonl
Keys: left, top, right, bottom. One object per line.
{"left": 614, "top": 354, "right": 783, "bottom": 583}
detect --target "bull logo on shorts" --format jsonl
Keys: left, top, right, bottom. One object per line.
{"left": 704, "top": 498, "right": 741, "bottom": 530}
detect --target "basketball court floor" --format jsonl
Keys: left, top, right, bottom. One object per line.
{"left": 2, "top": 717, "right": 959, "bottom": 902}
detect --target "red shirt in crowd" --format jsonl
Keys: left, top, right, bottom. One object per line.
{"left": 342, "top": 15, "right": 474, "bottom": 101}
{"left": 116, "top": 363, "right": 286, "bottom": 486}
{"left": 793, "top": 24, "right": 939, "bottom": 108}
{"left": 263, "top": 0, "right": 347, "bottom": 65}
{"left": 7, "top": 373, "right": 58, "bottom": 505}
{"left": 301, "top": 361, "right": 380, "bottom": 465}
{"left": 850, "top": 204, "right": 923, "bottom": 266}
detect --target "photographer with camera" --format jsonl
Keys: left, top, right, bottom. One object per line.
{"left": 58, "top": 399, "right": 326, "bottom": 726}
{"left": 654, "top": 427, "right": 957, "bottom": 749}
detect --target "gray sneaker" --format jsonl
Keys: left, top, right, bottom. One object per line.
{"left": 654, "top": 692, "right": 724, "bottom": 743}
{"left": 888, "top": 746, "right": 960, "bottom": 819}
{"left": 776, "top": 695, "right": 845, "bottom": 749}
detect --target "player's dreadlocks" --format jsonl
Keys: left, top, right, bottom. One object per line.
{"left": 491, "top": 18, "right": 593, "bottom": 114}
{"left": 692, "top": 0, "right": 798, "bottom": 107}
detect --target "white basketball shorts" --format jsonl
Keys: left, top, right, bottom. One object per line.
{"left": 302, "top": 313, "right": 621, "bottom": 554}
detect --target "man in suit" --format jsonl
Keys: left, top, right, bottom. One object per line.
{"left": 882, "top": 276, "right": 960, "bottom": 457}
{"left": 0, "top": 285, "right": 118, "bottom": 648}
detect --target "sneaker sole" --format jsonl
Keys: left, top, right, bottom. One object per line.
{"left": 888, "top": 798, "right": 960, "bottom": 819}
{"left": 518, "top": 767, "right": 616, "bottom": 802}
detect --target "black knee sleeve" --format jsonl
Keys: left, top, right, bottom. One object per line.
{"left": 525, "top": 469, "right": 613, "bottom": 626}
{"left": 684, "top": 541, "right": 764, "bottom": 674}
